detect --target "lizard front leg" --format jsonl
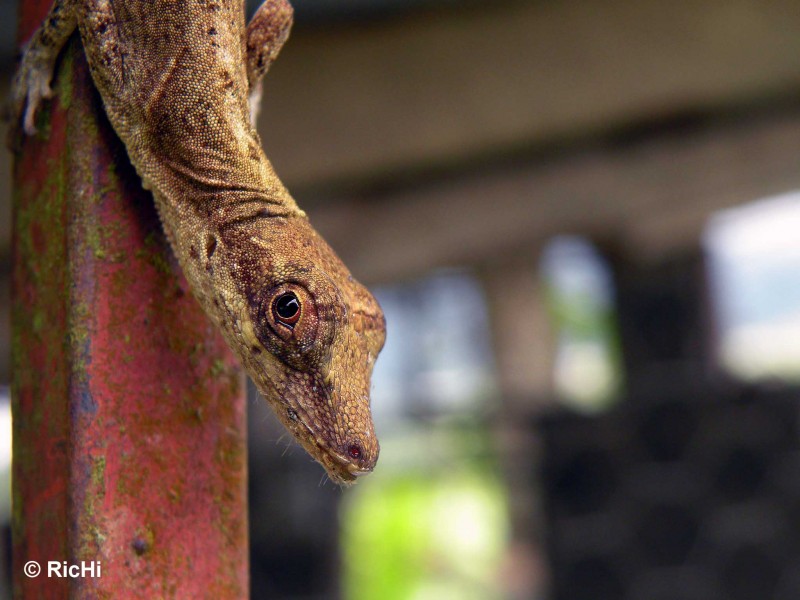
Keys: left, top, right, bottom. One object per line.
{"left": 245, "top": 0, "right": 294, "bottom": 124}
{"left": 9, "top": 0, "right": 77, "bottom": 137}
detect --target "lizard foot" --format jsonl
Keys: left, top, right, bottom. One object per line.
{"left": 9, "top": 42, "right": 57, "bottom": 137}
{"left": 246, "top": 0, "right": 293, "bottom": 124}
{"left": 6, "top": 0, "right": 77, "bottom": 147}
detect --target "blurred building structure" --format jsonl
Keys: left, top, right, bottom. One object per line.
{"left": 3, "top": 0, "right": 800, "bottom": 598}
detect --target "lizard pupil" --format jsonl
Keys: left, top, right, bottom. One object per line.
{"left": 348, "top": 444, "right": 362, "bottom": 460}
{"left": 274, "top": 292, "right": 300, "bottom": 323}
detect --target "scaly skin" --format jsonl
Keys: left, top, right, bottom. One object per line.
{"left": 10, "top": 0, "right": 386, "bottom": 484}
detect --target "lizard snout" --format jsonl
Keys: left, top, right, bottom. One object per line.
{"left": 343, "top": 440, "right": 378, "bottom": 473}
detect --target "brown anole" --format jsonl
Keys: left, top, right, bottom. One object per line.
{"left": 10, "top": 0, "right": 386, "bottom": 485}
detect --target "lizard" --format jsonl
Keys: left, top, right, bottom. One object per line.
{"left": 10, "top": 0, "right": 386, "bottom": 485}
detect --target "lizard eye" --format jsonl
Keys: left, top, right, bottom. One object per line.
{"left": 258, "top": 283, "right": 321, "bottom": 349}
{"left": 273, "top": 292, "right": 301, "bottom": 326}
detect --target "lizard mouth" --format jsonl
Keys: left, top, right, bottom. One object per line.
{"left": 284, "top": 407, "right": 376, "bottom": 485}
{"left": 255, "top": 365, "right": 378, "bottom": 484}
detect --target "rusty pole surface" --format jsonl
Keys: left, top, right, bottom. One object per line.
{"left": 11, "top": 2, "right": 249, "bottom": 598}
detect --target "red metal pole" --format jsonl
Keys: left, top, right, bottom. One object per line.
{"left": 11, "top": 3, "right": 249, "bottom": 598}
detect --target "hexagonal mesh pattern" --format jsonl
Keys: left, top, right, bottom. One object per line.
{"left": 539, "top": 384, "right": 800, "bottom": 600}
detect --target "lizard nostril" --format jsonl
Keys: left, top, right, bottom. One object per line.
{"left": 347, "top": 444, "right": 362, "bottom": 460}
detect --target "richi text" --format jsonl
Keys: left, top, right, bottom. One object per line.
{"left": 48, "top": 561, "right": 102, "bottom": 578}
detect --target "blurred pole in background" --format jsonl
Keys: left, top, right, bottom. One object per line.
{"left": 608, "top": 248, "right": 714, "bottom": 389}
{"left": 480, "top": 257, "right": 557, "bottom": 599}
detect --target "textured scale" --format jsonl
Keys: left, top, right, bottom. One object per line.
{"left": 10, "top": 0, "right": 386, "bottom": 484}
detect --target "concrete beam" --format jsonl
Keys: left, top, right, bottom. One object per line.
{"left": 260, "top": 0, "right": 800, "bottom": 188}
{"left": 309, "top": 109, "right": 800, "bottom": 283}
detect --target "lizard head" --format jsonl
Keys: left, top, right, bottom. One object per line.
{"left": 216, "top": 215, "right": 385, "bottom": 484}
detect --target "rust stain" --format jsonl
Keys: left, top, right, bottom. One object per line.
{"left": 12, "top": 4, "right": 249, "bottom": 598}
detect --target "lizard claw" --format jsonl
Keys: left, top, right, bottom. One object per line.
{"left": 8, "top": 42, "right": 58, "bottom": 142}
{"left": 21, "top": 73, "right": 54, "bottom": 136}
{"left": 6, "top": 0, "right": 77, "bottom": 147}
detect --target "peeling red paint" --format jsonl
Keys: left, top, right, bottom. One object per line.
{"left": 12, "top": 3, "right": 249, "bottom": 598}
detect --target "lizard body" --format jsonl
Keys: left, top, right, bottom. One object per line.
{"left": 11, "top": 0, "right": 385, "bottom": 484}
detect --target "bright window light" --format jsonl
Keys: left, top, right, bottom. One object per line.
{"left": 369, "top": 270, "right": 496, "bottom": 428}
{"left": 0, "top": 388, "right": 11, "bottom": 525}
{"left": 704, "top": 191, "right": 800, "bottom": 380}
{"left": 540, "top": 236, "right": 622, "bottom": 411}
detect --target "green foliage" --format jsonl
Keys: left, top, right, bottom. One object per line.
{"left": 341, "top": 427, "right": 509, "bottom": 600}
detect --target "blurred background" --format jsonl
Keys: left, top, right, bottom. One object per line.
{"left": 3, "top": 0, "right": 800, "bottom": 598}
